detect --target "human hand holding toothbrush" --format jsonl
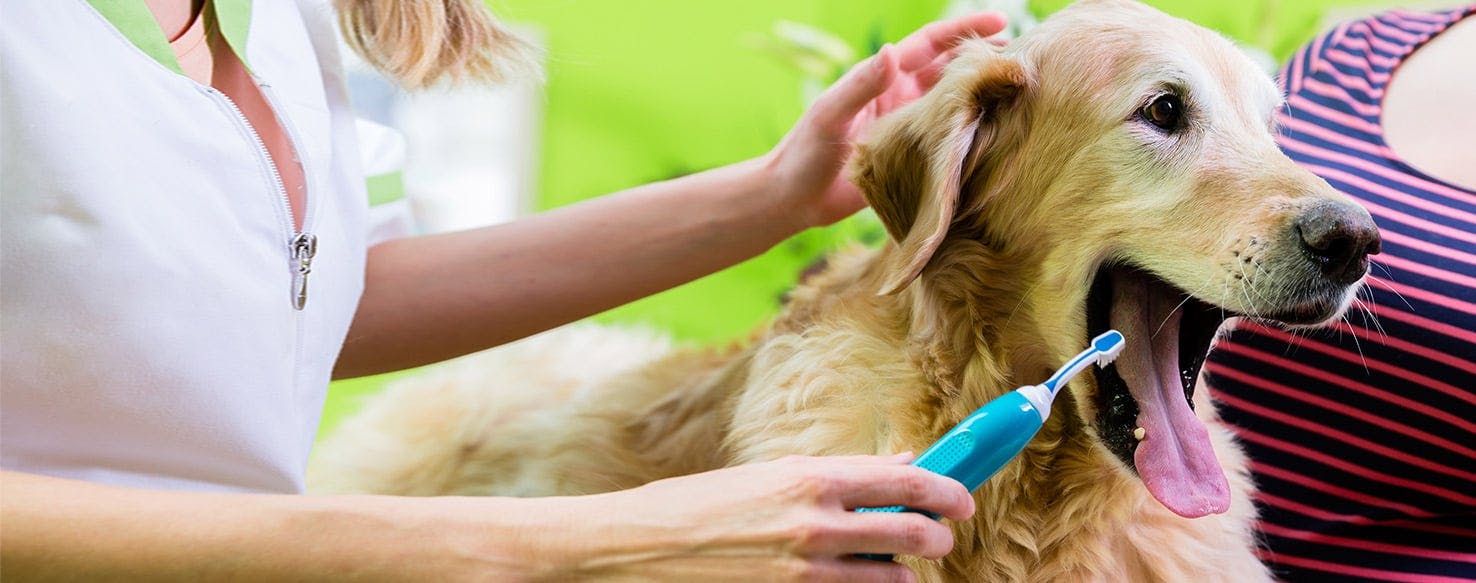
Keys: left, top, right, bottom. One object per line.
{"left": 547, "top": 454, "right": 973, "bottom": 581}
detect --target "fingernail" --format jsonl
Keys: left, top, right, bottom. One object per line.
{"left": 874, "top": 43, "right": 893, "bottom": 71}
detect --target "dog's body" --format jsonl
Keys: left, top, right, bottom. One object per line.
{"left": 311, "top": 259, "right": 1262, "bottom": 581}
{"left": 312, "top": 1, "right": 1382, "bottom": 580}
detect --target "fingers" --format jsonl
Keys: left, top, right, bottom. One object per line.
{"left": 799, "top": 558, "right": 918, "bottom": 583}
{"left": 778, "top": 452, "right": 916, "bottom": 466}
{"left": 799, "top": 511, "right": 957, "bottom": 559}
{"left": 829, "top": 464, "right": 975, "bottom": 521}
{"left": 760, "top": 455, "right": 973, "bottom": 563}
{"left": 894, "top": 11, "right": 1007, "bottom": 71}
{"left": 803, "top": 12, "right": 1007, "bottom": 133}
{"left": 913, "top": 50, "right": 955, "bottom": 92}
{"left": 807, "top": 44, "right": 897, "bottom": 132}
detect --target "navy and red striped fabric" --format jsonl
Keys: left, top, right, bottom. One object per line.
{"left": 1204, "top": 6, "right": 1476, "bottom": 582}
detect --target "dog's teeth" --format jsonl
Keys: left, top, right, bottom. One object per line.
{"left": 1133, "top": 427, "right": 1146, "bottom": 441}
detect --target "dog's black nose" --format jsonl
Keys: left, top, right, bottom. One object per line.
{"left": 1296, "top": 202, "right": 1381, "bottom": 285}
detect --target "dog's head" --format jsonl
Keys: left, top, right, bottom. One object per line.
{"left": 853, "top": 0, "right": 1379, "bottom": 518}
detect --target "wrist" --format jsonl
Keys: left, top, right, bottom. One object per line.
{"left": 434, "top": 495, "right": 604, "bottom": 581}
{"left": 752, "top": 151, "right": 818, "bottom": 236}
{"left": 269, "top": 494, "right": 457, "bottom": 579}
{"left": 279, "top": 494, "right": 563, "bottom": 581}
{"left": 519, "top": 488, "right": 698, "bottom": 579}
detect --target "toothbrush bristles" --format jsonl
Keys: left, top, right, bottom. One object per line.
{"left": 1090, "top": 330, "right": 1126, "bottom": 367}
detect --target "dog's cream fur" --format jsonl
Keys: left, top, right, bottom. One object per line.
{"left": 312, "top": 1, "right": 1376, "bottom": 580}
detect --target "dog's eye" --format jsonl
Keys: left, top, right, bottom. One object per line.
{"left": 1140, "top": 94, "right": 1183, "bottom": 131}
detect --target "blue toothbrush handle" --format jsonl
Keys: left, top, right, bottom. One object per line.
{"left": 854, "top": 390, "right": 1045, "bottom": 561}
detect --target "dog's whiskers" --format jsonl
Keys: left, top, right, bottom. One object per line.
{"left": 1367, "top": 273, "right": 1416, "bottom": 313}
{"left": 1351, "top": 296, "right": 1387, "bottom": 348}
{"left": 1236, "top": 261, "right": 1277, "bottom": 308}
{"left": 1356, "top": 286, "right": 1389, "bottom": 341}
{"left": 1236, "top": 278, "right": 1266, "bottom": 321}
{"left": 1280, "top": 324, "right": 1308, "bottom": 357}
{"left": 1154, "top": 294, "right": 1196, "bottom": 339}
{"left": 1341, "top": 312, "right": 1370, "bottom": 374}
{"left": 1003, "top": 279, "right": 1043, "bottom": 330}
{"left": 1249, "top": 259, "right": 1272, "bottom": 278}
{"left": 1220, "top": 281, "right": 1231, "bottom": 323}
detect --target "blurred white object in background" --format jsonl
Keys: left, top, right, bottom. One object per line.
{"left": 944, "top": 0, "right": 1037, "bottom": 39}
{"left": 395, "top": 53, "right": 544, "bottom": 233}
{"left": 354, "top": 117, "right": 415, "bottom": 243}
{"left": 341, "top": 27, "right": 545, "bottom": 238}
{"left": 355, "top": 117, "right": 407, "bottom": 176}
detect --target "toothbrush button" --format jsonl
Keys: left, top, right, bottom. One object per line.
{"left": 921, "top": 430, "right": 974, "bottom": 474}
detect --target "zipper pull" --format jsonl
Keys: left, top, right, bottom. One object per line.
{"left": 291, "top": 233, "right": 317, "bottom": 310}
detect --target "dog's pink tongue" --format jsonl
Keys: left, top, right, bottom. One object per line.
{"left": 1111, "top": 273, "right": 1230, "bottom": 518}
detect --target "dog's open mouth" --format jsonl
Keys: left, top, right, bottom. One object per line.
{"left": 1087, "top": 265, "right": 1232, "bottom": 519}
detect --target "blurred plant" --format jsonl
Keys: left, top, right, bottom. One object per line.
{"left": 747, "top": 20, "right": 860, "bottom": 104}
{"left": 1242, "top": 0, "right": 1283, "bottom": 74}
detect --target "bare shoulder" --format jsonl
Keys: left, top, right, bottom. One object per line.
{"left": 1382, "top": 16, "right": 1476, "bottom": 190}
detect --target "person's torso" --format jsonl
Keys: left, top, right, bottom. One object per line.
{"left": 1205, "top": 6, "right": 1476, "bottom": 580}
{"left": 0, "top": 0, "right": 368, "bottom": 493}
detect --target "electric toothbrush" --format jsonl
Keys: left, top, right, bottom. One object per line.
{"left": 855, "top": 330, "right": 1126, "bottom": 561}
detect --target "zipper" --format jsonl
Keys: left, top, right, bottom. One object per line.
{"left": 205, "top": 86, "right": 315, "bottom": 310}
{"left": 290, "top": 232, "right": 318, "bottom": 310}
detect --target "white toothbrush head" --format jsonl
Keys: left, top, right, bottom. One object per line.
{"left": 1040, "top": 329, "right": 1127, "bottom": 396}
{"left": 1092, "top": 330, "right": 1126, "bottom": 366}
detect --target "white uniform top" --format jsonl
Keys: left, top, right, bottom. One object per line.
{"left": 0, "top": 0, "right": 367, "bottom": 493}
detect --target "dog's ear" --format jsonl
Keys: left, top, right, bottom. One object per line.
{"left": 853, "top": 50, "right": 1025, "bottom": 295}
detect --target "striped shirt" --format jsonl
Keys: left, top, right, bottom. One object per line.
{"left": 1204, "top": 6, "right": 1476, "bottom": 581}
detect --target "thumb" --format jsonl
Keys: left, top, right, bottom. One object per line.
{"left": 810, "top": 44, "right": 896, "bottom": 131}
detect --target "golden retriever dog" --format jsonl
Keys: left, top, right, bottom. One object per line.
{"left": 311, "top": 0, "right": 1382, "bottom": 579}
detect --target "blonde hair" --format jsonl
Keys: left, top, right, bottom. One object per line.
{"left": 336, "top": 0, "right": 539, "bottom": 89}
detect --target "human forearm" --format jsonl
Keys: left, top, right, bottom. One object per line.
{"left": 3, "top": 455, "right": 973, "bottom": 581}
{"left": 336, "top": 156, "right": 797, "bottom": 378}
{"left": 0, "top": 471, "right": 558, "bottom": 581}
{"left": 333, "top": 11, "right": 1008, "bottom": 378}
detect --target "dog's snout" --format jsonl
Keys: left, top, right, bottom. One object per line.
{"left": 1295, "top": 202, "right": 1381, "bottom": 285}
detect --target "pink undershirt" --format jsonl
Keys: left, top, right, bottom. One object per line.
{"left": 164, "top": 2, "right": 307, "bottom": 231}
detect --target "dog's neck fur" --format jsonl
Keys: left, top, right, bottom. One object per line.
{"left": 796, "top": 235, "right": 1145, "bottom": 579}
{"left": 891, "top": 232, "right": 1079, "bottom": 413}
{"left": 761, "top": 204, "right": 1191, "bottom": 578}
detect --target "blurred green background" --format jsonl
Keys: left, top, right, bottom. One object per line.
{"left": 320, "top": 0, "right": 1409, "bottom": 436}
